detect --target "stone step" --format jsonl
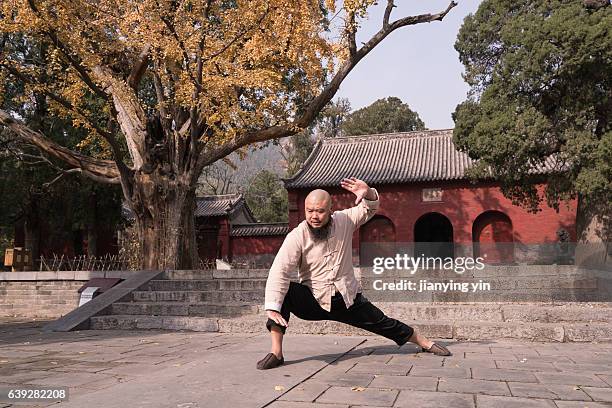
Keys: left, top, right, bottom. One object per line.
{"left": 360, "top": 276, "right": 600, "bottom": 290}
{"left": 110, "top": 298, "right": 612, "bottom": 323}
{"left": 131, "top": 290, "right": 265, "bottom": 303}
{"left": 374, "top": 303, "right": 612, "bottom": 323}
{"left": 161, "top": 269, "right": 271, "bottom": 280}
{"left": 89, "top": 314, "right": 612, "bottom": 342}
{"left": 363, "top": 289, "right": 604, "bottom": 303}
{"left": 144, "top": 275, "right": 600, "bottom": 289}
{"left": 140, "top": 279, "right": 267, "bottom": 291}
{"left": 109, "top": 302, "right": 260, "bottom": 317}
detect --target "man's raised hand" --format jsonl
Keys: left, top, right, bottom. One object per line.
{"left": 340, "top": 177, "right": 373, "bottom": 204}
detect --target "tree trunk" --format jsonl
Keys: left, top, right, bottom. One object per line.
{"left": 575, "top": 194, "right": 611, "bottom": 269}
{"left": 23, "top": 200, "right": 40, "bottom": 270}
{"left": 87, "top": 191, "right": 98, "bottom": 257}
{"left": 129, "top": 172, "right": 199, "bottom": 270}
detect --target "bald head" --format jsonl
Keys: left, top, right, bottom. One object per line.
{"left": 305, "top": 189, "right": 331, "bottom": 209}
{"left": 305, "top": 189, "right": 332, "bottom": 230}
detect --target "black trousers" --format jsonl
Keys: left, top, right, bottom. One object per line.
{"left": 266, "top": 281, "right": 414, "bottom": 346}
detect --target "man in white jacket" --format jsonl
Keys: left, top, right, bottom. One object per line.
{"left": 257, "top": 177, "right": 451, "bottom": 370}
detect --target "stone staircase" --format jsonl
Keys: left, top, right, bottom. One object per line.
{"left": 89, "top": 267, "right": 612, "bottom": 342}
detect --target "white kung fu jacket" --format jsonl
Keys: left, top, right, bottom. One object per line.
{"left": 264, "top": 189, "right": 379, "bottom": 313}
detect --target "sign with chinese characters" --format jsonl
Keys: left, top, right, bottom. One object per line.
{"left": 422, "top": 188, "right": 443, "bottom": 202}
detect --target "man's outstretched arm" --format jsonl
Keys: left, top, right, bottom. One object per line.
{"left": 339, "top": 177, "right": 380, "bottom": 229}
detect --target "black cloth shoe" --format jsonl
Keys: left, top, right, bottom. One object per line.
{"left": 256, "top": 353, "right": 284, "bottom": 370}
{"left": 421, "top": 343, "right": 452, "bottom": 356}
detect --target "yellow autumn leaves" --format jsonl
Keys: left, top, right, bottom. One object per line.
{"left": 1, "top": 0, "right": 378, "bottom": 149}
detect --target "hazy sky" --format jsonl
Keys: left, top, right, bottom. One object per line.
{"left": 335, "top": 0, "right": 483, "bottom": 130}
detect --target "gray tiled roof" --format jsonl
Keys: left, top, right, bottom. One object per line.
{"left": 231, "top": 223, "right": 289, "bottom": 237}
{"left": 122, "top": 193, "right": 252, "bottom": 221}
{"left": 195, "top": 194, "right": 245, "bottom": 217}
{"left": 283, "top": 129, "right": 559, "bottom": 188}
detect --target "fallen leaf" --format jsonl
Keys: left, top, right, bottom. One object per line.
{"left": 351, "top": 386, "right": 366, "bottom": 392}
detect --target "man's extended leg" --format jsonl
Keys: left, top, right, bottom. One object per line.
{"left": 331, "top": 293, "right": 451, "bottom": 356}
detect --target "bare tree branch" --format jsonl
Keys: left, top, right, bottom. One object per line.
{"left": 383, "top": 0, "right": 395, "bottom": 28}
{"left": 201, "top": 6, "right": 271, "bottom": 64}
{"left": 347, "top": 12, "right": 357, "bottom": 58}
{"left": 162, "top": 23, "right": 198, "bottom": 85}
{"left": 92, "top": 66, "right": 147, "bottom": 169}
{"left": 0, "top": 110, "right": 121, "bottom": 183}
{"left": 197, "top": 1, "right": 458, "bottom": 171}
{"left": 127, "top": 44, "right": 151, "bottom": 90}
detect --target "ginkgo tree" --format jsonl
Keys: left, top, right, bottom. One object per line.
{"left": 0, "top": 0, "right": 457, "bottom": 269}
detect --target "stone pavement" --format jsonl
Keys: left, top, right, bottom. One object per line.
{"left": 0, "top": 318, "right": 611, "bottom": 408}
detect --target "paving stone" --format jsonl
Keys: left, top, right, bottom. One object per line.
{"left": 12, "top": 358, "right": 81, "bottom": 370}
{"left": 309, "top": 373, "right": 375, "bottom": 387}
{"left": 535, "top": 372, "right": 609, "bottom": 387}
{"left": 554, "top": 363, "right": 612, "bottom": 375}
{"left": 443, "top": 358, "right": 496, "bottom": 369}
{"left": 409, "top": 366, "right": 471, "bottom": 379}
{"left": 24, "top": 372, "right": 119, "bottom": 387}
{"left": 437, "top": 378, "right": 511, "bottom": 396}
{"left": 498, "top": 347, "right": 540, "bottom": 357}
{"left": 77, "top": 374, "right": 134, "bottom": 390}
{"left": 477, "top": 394, "right": 557, "bottom": 407}
{"left": 571, "top": 357, "right": 612, "bottom": 367}
{"left": 278, "top": 381, "right": 330, "bottom": 402}
{"left": 533, "top": 347, "right": 570, "bottom": 356}
{"left": 394, "top": 390, "right": 475, "bottom": 408}
{"left": 472, "top": 368, "right": 538, "bottom": 382}
{"left": 516, "top": 355, "right": 574, "bottom": 363}
{"left": 468, "top": 350, "right": 518, "bottom": 360}
{"left": 347, "top": 362, "right": 410, "bottom": 375}
{"left": 554, "top": 402, "right": 612, "bottom": 408}
{"left": 0, "top": 350, "right": 47, "bottom": 358}
{"left": 3, "top": 315, "right": 612, "bottom": 407}
{"left": 387, "top": 355, "right": 444, "bottom": 367}
{"left": 582, "top": 386, "right": 612, "bottom": 402}
{"left": 496, "top": 360, "right": 559, "bottom": 372}
{"left": 598, "top": 374, "right": 612, "bottom": 386}
{"left": 49, "top": 361, "right": 122, "bottom": 373}
{"left": 316, "top": 386, "right": 398, "bottom": 406}
{"left": 96, "top": 362, "right": 169, "bottom": 377}
{"left": 369, "top": 375, "right": 437, "bottom": 391}
{"left": 507, "top": 382, "right": 591, "bottom": 400}
{"left": 113, "top": 355, "right": 181, "bottom": 365}
{"left": 0, "top": 369, "right": 54, "bottom": 383}
{"left": 268, "top": 402, "right": 348, "bottom": 408}
{"left": 339, "top": 353, "right": 393, "bottom": 364}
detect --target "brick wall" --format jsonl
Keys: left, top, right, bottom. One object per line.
{"left": 230, "top": 235, "right": 285, "bottom": 266}
{"left": 0, "top": 280, "right": 85, "bottom": 318}
{"left": 0, "top": 271, "right": 133, "bottom": 319}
